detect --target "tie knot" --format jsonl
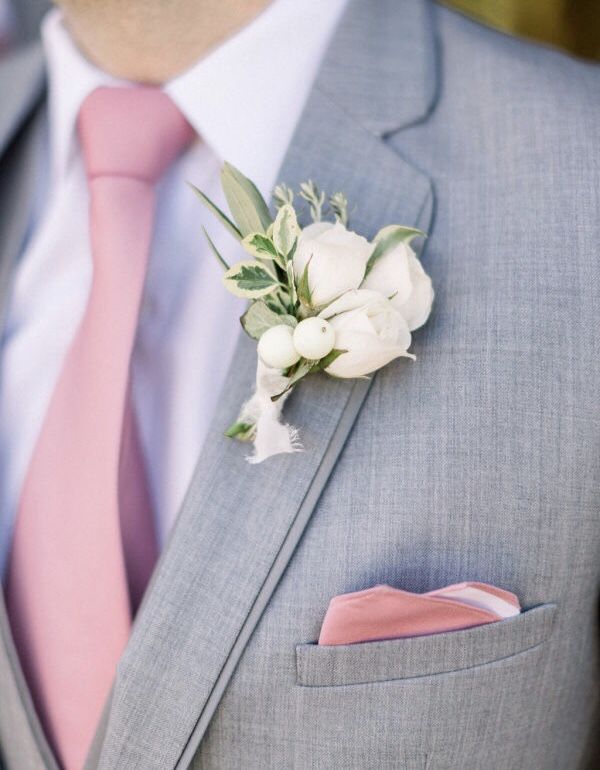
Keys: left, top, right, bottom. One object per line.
{"left": 78, "top": 87, "right": 195, "bottom": 184}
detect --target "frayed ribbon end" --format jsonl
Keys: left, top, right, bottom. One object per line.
{"left": 231, "top": 360, "right": 304, "bottom": 464}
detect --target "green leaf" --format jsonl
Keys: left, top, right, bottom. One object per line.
{"left": 240, "top": 301, "right": 297, "bottom": 340}
{"left": 284, "top": 239, "right": 299, "bottom": 306}
{"left": 188, "top": 183, "right": 242, "bottom": 241}
{"left": 296, "top": 258, "right": 313, "bottom": 308}
{"left": 202, "top": 226, "right": 229, "bottom": 270}
{"left": 299, "top": 180, "right": 326, "bottom": 223}
{"left": 264, "top": 293, "right": 289, "bottom": 314}
{"left": 272, "top": 204, "right": 300, "bottom": 257}
{"left": 271, "top": 359, "right": 313, "bottom": 402}
{"left": 311, "top": 348, "right": 347, "bottom": 372}
{"left": 223, "top": 260, "right": 279, "bottom": 298}
{"left": 242, "top": 233, "right": 280, "bottom": 263}
{"left": 221, "top": 162, "right": 273, "bottom": 237}
{"left": 365, "top": 225, "right": 426, "bottom": 275}
{"left": 224, "top": 421, "right": 255, "bottom": 441}
{"left": 329, "top": 192, "right": 349, "bottom": 227}
{"left": 273, "top": 183, "right": 295, "bottom": 209}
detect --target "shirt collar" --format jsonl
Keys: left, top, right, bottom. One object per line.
{"left": 42, "top": 0, "right": 347, "bottom": 189}
{"left": 42, "top": 10, "right": 126, "bottom": 183}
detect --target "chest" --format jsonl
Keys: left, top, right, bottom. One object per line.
{"left": 192, "top": 218, "right": 600, "bottom": 770}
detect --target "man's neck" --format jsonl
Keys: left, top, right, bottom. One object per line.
{"left": 55, "top": 0, "right": 274, "bottom": 84}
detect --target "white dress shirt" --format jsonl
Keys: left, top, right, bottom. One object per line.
{"left": 0, "top": 0, "right": 347, "bottom": 574}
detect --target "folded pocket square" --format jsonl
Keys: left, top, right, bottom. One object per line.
{"left": 318, "top": 582, "right": 521, "bottom": 646}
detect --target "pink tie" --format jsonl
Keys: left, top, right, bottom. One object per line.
{"left": 6, "top": 87, "right": 194, "bottom": 770}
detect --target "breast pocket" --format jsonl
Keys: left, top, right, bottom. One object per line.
{"left": 295, "top": 603, "right": 556, "bottom": 687}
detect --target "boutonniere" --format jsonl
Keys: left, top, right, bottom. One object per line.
{"left": 191, "top": 163, "right": 434, "bottom": 463}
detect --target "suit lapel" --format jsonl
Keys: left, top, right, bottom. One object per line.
{"left": 97, "top": 2, "right": 437, "bottom": 768}
{"left": 0, "top": 86, "right": 57, "bottom": 770}
{"left": 0, "top": 44, "right": 45, "bottom": 317}
{"left": 0, "top": 43, "right": 45, "bottom": 156}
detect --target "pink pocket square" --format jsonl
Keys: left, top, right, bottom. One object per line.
{"left": 318, "top": 582, "right": 521, "bottom": 646}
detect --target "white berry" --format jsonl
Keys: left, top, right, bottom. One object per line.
{"left": 293, "top": 317, "right": 335, "bottom": 361}
{"left": 257, "top": 325, "right": 301, "bottom": 369}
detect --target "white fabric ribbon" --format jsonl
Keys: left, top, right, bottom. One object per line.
{"left": 237, "top": 360, "right": 303, "bottom": 464}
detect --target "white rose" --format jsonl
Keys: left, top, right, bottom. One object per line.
{"left": 395, "top": 250, "right": 434, "bottom": 331}
{"left": 293, "top": 221, "right": 372, "bottom": 307}
{"left": 319, "top": 289, "right": 413, "bottom": 378}
{"left": 361, "top": 241, "right": 434, "bottom": 331}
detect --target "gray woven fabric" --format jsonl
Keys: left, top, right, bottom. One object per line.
{"left": 0, "top": 111, "right": 57, "bottom": 770}
{"left": 296, "top": 604, "right": 557, "bottom": 686}
{"left": 0, "top": 1, "right": 599, "bottom": 768}
{"left": 10, "top": 0, "right": 50, "bottom": 44}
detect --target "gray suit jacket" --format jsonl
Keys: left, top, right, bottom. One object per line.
{"left": 10, "top": 0, "right": 50, "bottom": 43}
{"left": 0, "top": 1, "right": 599, "bottom": 768}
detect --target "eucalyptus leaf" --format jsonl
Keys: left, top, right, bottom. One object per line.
{"left": 240, "top": 301, "right": 297, "bottom": 340}
{"left": 365, "top": 225, "right": 426, "bottom": 275}
{"left": 202, "top": 226, "right": 229, "bottom": 270}
{"left": 188, "top": 183, "right": 242, "bottom": 241}
{"left": 272, "top": 204, "right": 300, "bottom": 257}
{"left": 223, "top": 260, "right": 279, "bottom": 299}
{"left": 221, "top": 162, "right": 273, "bottom": 236}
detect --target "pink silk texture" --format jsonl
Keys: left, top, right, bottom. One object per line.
{"left": 318, "top": 582, "right": 520, "bottom": 646}
{"left": 6, "top": 87, "right": 194, "bottom": 770}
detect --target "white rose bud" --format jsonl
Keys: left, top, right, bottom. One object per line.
{"left": 394, "top": 250, "right": 434, "bottom": 331}
{"left": 257, "top": 325, "right": 301, "bottom": 370}
{"left": 319, "top": 289, "right": 413, "bottom": 378}
{"left": 293, "top": 222, "right": 373, "bottom": 307}
{"left": 361, "top": 241, "right": 434, "bottom": 331}
{"left": 293, "top": 317, "right": 335, "bottom": 360}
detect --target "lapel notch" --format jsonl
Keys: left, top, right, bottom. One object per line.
{"left": 318, "top": 0, "right": 437, "bottom": 136}
{"left": 0, "top": 69, "right": 55, "bottom": 770}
